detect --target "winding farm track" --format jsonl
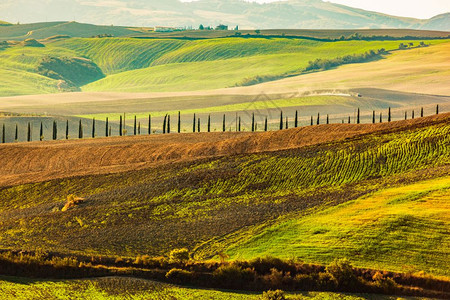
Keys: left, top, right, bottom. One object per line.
{"left": 0, "top": 113, "right": 448, "bottom": 187}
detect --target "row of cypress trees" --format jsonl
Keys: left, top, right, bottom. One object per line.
{"left": 0, "top": 105, "right": 442, "bottom": 143}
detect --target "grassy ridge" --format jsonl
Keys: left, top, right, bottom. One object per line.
{"left": 0, "top": 118, "right": 448, "bottom": 277}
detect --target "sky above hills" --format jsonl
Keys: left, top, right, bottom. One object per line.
{"left": 239, "top": 0, "right": 450, "bottom": 19}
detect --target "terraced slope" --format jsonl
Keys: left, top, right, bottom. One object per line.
{"left": 0, "top": 114, "right": 448, "bottom": 277}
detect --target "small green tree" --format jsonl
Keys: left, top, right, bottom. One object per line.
{"left": 262, "top": 290, "right": 286, "bottom": 300}
{"left": 326, "top": 258, "right": 357, "bottom": 288}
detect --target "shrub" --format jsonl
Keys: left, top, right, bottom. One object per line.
{"left": 169, "top": 248, "right": 189, "bottom": 264}
{"left": 165, "top": 268, "right": 193, "bottom": 283}
{"left": 372, "top": 271, "right": 397, "bottom": 292}
{"left": 213, "top": 264, "right": 256, "bottom": 289}
{"left": 261, "top": 289, "right": 286, "bottom": 300}
{"left": 326, "top": 258, "right": 358, "bottom": 289}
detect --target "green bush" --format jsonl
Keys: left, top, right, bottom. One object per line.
{"left": 261, "top": 289, "right": 286, "bottom": 300}
{"left": 213, "top": 264, "right": 256, "bottom": 289}
{"left": 165, "top": 268, "right": 193, "bottom": 283}
{"left": 325, "top": 258, "right": 357, "bottom": 288}
{"left": 169, "top": 248, "right": 189, "bottom": 264}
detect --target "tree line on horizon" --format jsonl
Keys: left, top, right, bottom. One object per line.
{"left": 0, "top": 105, "right": 441, "bottom": 144}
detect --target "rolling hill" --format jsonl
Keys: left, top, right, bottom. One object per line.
{"left": 0, "top": 113, "right": 448, "bottom": 278}
{"left": 0, "top": 0, "right": 449, "bottom": 30}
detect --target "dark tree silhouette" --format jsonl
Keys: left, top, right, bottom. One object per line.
{"left": 167, "top": 115, "right": 171, "bottom": 133}
{"left": 1, "top": 124, "right": 5, "bottom": 143}
{"left": 28, "top": 122, "right": 32, "bottom": 142}
{"left": 78, "top": 120, "right": 83, "bottom": 139}
{"left": 372, "top": 111, "right": 375, "bottom": 124}
{"left": 197, "top": 118, "right": 200, "bottom": 132}
{"left": 53, "top": 120, "right": 57, "bottom": 140}
{"left": 295, "top": 110, "right": 298, "bottom": 127}
{"left": 326, "top": 114, "right": 329, "bottom": 125}
{"left": 65, "top": 120, "right": 69, "bottom": 139}
{"left": 388, "top": 107, "right": 391, "bottom": 122}
{"left": 148, "top": 115, "right": 152, "bottom": 135}
{"left": 223, "top": 114, "right": 226, "bottom": 132}
{"left": 178, "top": 111, "right": 181, "bottom": 133}
{"left": 238, "top": 116, "right": 241, "bottom": 132}
{"left": 92, "top": 118, "right": 95, "bottom": 138}
{"left": 412, "top": 110, "right": 414, "bottom": 119}
{"left": 348, "top": 116, "right": 351, "bottom": 124}
{"left": 40, "top": 122, "right": 44, "bottom": 141}
{"left": 280, "top": 111, "right": 283, "bottom": 130}
{"left": 138, "top": 122, "right": 141, "bottom": 135}
{"left": 265, "top": 116, "right": 268, "bottom": 131}
{"left": 357, "top": 108, "right": 360, "bottom": 124}
{"left": 163, "top": 115, "right": 167, "bottom": 134}
{"left": 404, "top": 111, "right": 407, "bottom": 120}
{"left": 208, "top": 114, "right": 211, "bottom": 132}
{"left": 316, "top": 113, "right": 320, "bottom": 125}
{"left": 380, "top": 112, "right": 382, "bottom": 123}
{"left": 119, "top": 115, "right": 123, "bottom": 136}
{"left": 134, "top": 116, "right": 137, "bottom": 135}
{"left": 436, "top": 104, "right": 439, "bottom": 115}
{"left": 105, "top": 117, "right": 109, "bottom": 137}
{"left": 421, "top": 107, "right": 424, "bottom": 118}
{"left": 252, "top": 113, "right": 255, "bottom": 132}
{"left": 193, "top": 114, "right": 196, "bottom": 133}
{"left": 15, "top": 124, "right": 18, "bottom": 141}
{"left": 285, "top": 116, "right": 288, "bottom": 129}
{"left": 310, "top": 116, "right": 313, "bottom": 126}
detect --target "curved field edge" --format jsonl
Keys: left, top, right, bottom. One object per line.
{"left": 196, "top": 175, "right": 450, "bottom": 277}
{"left": 0, "top": 276, "right": 417, "bottom": 300}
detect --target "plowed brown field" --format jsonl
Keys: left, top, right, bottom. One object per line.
{"left": 1, "top": 113, "right": 448, "bottom": 187}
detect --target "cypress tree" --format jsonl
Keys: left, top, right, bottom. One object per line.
{"left": 255, "top": 122, "right": 258, "bottom": 131}
{"left": 138, "top": 122, "right": 141, "bottom": 135}
{"left": 178, "top": 111, "right": 181, "bottom": 133}
{"left": 78, "top": 120, "right": 83, "bottom": 139}
{"left": 119, "top": 115, "right": 123, "bottom": 136}
{"left": 280, "top": 111, "right": 283, "bottom": 130}
{"left": 222, "top": 114, "right": 226, "bottom": 132}
{"left": 167, "top": 115, "right": 171, "bottom": 133}
{"left": 264, "top": 116, "right": 268, "bottom": 131}
{"left": 326, "top": 114, "right": 329, "bottom": 124}
{"left": 285, "top": 117, "right": 288, "bottom": 129}
{"left": 316, "top": 113, "right": 320, "bottom": 125}
{"left": 148, "top": 115, "right": 152, "bottom": 135}
{"left": 348, "top": 116, "right": 351, "bottom": 124}
{"left": 436, "top": 104, "right": 439, "bottom": 115}
{"left": 238, "top": 117, "right": 241, "bottom": 132}
{"left": 28, "top": 122, "right": 32, "bottom": 142}
{"left": 380, "top": 112, "right": 382, "bottom": 123}
{"left": 40, "top": 122, "right": 44, "bottom": 141}
{"left": 163, "top": 115, "right": 167, "bottom": 134}
{"left": 295, "top": 110, "right": 298, "bottom": 127}
{"left": 388, "top": 107, "right": 391, "bottom": 122}
{"left": 134, "top": 115, "right": 137, "bottom": 135}
{"left": 251, "top": 113, "right": 255, "bottom": 132}
{"left": 123, "top": 113, "right": 126, "bottom": 135}
{"left": 421, "top": 107, "right": 424, "bottom": 117}
{"left": 65, "top": 120, "right": 69, "bottom": 140}
{"left": 53, "top": 120, "right": 57, "bottom": 140}
{"left": 208, "top": 114, "right": 211, "bottom": 132}
{"left": 109, "top": 126, "right": 112, "bottom": 137}
{"left": 357, "top": 108, "right": 360, "bottom": 124}
{"left": 193, "top": 114, "right": 196, "bottom": 132}
{"left": 15, "top": 124, "right": 18, "bottom": 142}
{"left": 197, "top": 118, "right": 200, "bottom": 132}
{"left": 412, "top": 110, "right": 415, "bottom": 119}
{"left": 372, "top": 111, "right": 375, "bottom": 124}
{"left": 1, "top": 124, "right": 5, "bottom": 143}
{"left": 105, "top": 117, "right": 109, "bottom": 137}
{"left": 92, "top": 118, "right": 95, "bottom": 138}
{"left": 342, "top": 119, "right": 344, "bottom": 124}
{"left": 310, "top": 116, "right": 313, "bottom": 126}
{"left": 404, "top": 111, "right": 407, "bottom": 120}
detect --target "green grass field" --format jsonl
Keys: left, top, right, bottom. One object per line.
{"left": 0, "top": 34, "right": 448, "bottom": 97}
{"left": 0, "top": 276, "right": 414, "bottom": 300}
